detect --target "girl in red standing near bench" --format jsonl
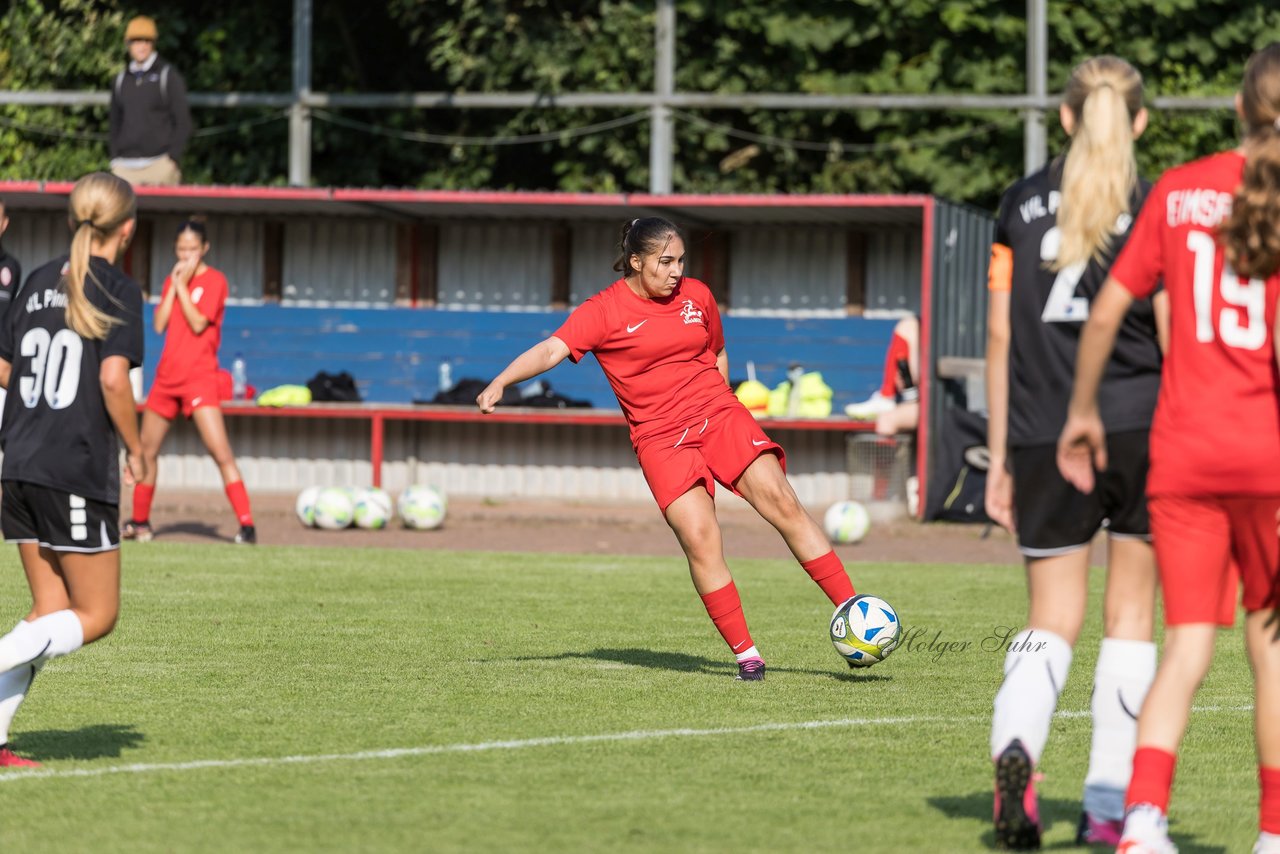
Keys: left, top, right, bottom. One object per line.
{"left": 477, "top": 217, "right": 868, "bottom": 681}
{"left": 1059, "top": 43, "right": 1280, "bottom": 854}
{"left": 123, "top": 217, "right": 255, "bottom": 544}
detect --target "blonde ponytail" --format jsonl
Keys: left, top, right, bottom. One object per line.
{"left": 1221, "top": 43, "right": 1280, "bottom": 281}
{"left": 1054, "top": 57, "right": 1144, "bottom": 271}
{"left": 64, "top": 172, "right": 136, "bottom": 340}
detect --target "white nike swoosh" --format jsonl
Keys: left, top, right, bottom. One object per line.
{"left": 752, "top": 439, "right": 768, "bottom": 446}
{"left": 732, "top": 641, "right": 749, "bottom": 651}
{"left": 626, "top": 320, "right": 648, "bottom": 333}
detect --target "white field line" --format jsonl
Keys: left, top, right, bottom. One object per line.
{"left": 0, "top": 704, "right": 1253, "bottom": 783}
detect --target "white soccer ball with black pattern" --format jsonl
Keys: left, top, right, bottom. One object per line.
{"left": 398, "top": 485, "right": 447, "bottom": 530}
{"left": 823, "top": 500, "right": 871, "bottom": 544}
{"left": 830, "top": 594, "right": 901, "bottom": 667}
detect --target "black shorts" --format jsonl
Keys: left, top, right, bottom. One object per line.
{"left": 1010, "top": 430, "right": 1150, "bottom": 557}
{"left": 2, "top": 481, "right": 120, "bottom": 553}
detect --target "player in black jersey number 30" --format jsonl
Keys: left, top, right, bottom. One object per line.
{"left": 0, "top": 173, "right": 146, "bottom": 768}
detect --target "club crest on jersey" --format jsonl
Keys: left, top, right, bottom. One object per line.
{"left": 679, "top": 299, "right": 704, "bottom": 326}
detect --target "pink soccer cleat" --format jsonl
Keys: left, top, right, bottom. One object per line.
{"left": 1075, "top": 810, "right": 1125, "bottom": 846}
{"left": 993, "top": 739, "right": 1041, "bottom": 850}
{"left": 0, "top": 746, "right": 41, "bottom": 768}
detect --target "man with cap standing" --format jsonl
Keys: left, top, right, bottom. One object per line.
{"left": 109, "top": 15, "right": 192, "bottom": 186}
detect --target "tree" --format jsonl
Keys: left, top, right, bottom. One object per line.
{"left": 1, "top": 0, "right": 1276, "bottom": 210}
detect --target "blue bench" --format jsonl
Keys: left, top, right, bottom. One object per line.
{"left": 141, "top": 305, "right": 897, "bottom": 409}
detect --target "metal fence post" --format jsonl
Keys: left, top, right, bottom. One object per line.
{"left": 649, "top": 0, "right": 675, "bottom": 194}
{"left": 289, "top": 0, "right": 313, "bottom": 186}
{"left": 1024, "top": 0, "right": 1048, "bottom": 175}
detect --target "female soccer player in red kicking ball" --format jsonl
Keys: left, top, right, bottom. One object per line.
{"left": 0, "top": 173, "right": 146, "bottom": 767}
{"left": 122, "top": 217, "right": 255, "bottom": 544}
{"left": 477, "top": 217, "right": 863, "bottom": 681}
{"left": 1058, "top": 43, "right": 1280, "bottom": 854}
{"left": 985, "top": 56, "right": 1166, "bottom": 850}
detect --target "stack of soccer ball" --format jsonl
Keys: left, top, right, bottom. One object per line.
{"left": 294, "top": 485, "right": 447, "bottom": 531}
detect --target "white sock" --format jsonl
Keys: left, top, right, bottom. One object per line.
{"left": 0, "top": 611, "right": 84, "bottom": 674}
{"left": 735, "top": 646, "right": 761, "bottom": 663}
{"left": 991, "top": 629, "right": 1072, "bottom": 762}
{"left": 1121, "top": 803, "right": 1169, "bottom": 843}
{"left": 1256, "top": 831, "right": 1280, "bottom": 854}
{"left": 1083, "top": 638, "right": 1157, "bottom": 821}
{"left": 0, "top": 659, "right": 40, "bottom": 745}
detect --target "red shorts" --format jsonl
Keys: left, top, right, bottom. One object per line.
{"left": 1150, "top": 494, "right": 1280, "bottom": 626}
{"left": 635, "top": 404, "right": 785, "bottom": 513}
{"left": 146, "top": 374, "right": 222, "bottom": 420}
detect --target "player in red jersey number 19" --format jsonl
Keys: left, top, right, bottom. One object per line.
{"left": 1059, "top": 43, "right": 1280, "bottom": 854}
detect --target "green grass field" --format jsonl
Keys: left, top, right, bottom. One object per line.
{"left": 0, "top": 543, "right": 1256, "bottom": 852}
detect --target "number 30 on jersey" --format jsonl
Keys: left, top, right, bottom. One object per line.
{"left": 19, "top": 328, "right": 83, "bottom": 409}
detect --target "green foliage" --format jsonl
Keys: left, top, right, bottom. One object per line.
{"left": 1, "top": 0, "right": 1278, "bottom": 207}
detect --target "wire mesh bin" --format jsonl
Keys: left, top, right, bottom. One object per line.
{"left": 846, "top": 433, "right": 916, "bottom": 520}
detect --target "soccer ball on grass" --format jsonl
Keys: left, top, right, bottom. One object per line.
{"left": 830, "top": 594, "right": 901, "bottom": 667}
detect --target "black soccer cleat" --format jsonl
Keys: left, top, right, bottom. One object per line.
{"left": 735, "top": 658, "right": 766, "bottom": 681}
{"left": 993, "top": 738, "right": 1042, "bottom": 850}
{"left": 121, "top": 520, "right": 154, "bottom": 543}
{"left": 234, "top": 525, "right": 257, "bottom": 545}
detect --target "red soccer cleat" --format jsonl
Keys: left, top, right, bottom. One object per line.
{"left": 0, "top": 746, "right": 41, "bottom": 768}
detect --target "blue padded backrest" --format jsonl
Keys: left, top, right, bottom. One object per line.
{"left": 142, "top": 305, "right": 898, "bottom": 409}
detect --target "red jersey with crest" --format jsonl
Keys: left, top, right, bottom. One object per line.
{"left": 554, "top": 277, "right": 738, "bottom": 447}
{"left": 1110, "top": 150, "right": 1280, "bottom": 496}
{"left": 154, "top": 266, "right": 227, "bottom": 384}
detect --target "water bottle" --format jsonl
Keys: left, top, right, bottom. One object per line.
{"left": 231, "top": 353, "right": 247, "bottom": 401}
{"left": 438, "top": 360, "right": 453, "bottom": 395}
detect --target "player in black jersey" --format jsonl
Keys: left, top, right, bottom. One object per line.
{"left": 0, "top": 198, "right": 21, "bottom": 426}
{"left": 0, "top": 197, "right": 20, "bottom": 329}
{"left": 0, "top": 173, "right": 145, "bottom": 768}
{"left": 984, "top": 57, "right": 1167, "bottom": 849}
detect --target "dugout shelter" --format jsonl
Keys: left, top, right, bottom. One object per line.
{"left": 0, "top": 182, "right": 992, "bottom": 517}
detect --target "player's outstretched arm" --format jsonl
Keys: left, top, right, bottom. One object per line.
{"left": 1057, "top": 277, "right": 1133, "bottom": 494}
{"left": 477, "top": 336, "right": 571, "bottom": 414}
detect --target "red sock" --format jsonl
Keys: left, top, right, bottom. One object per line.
{"left": 132, "top": 483, "right": 155, "bottom": 524}
{"left": 880, "top": 333, "right": 910, "bottom": 397}
{"left": 700, "top": 581, "right": 754, "bottom": 656}
{"left": 225, "top": 480, "right": 254, "bottom": 526}
{"left": 1262, "top": 767, "right": 1280, "bottom": 834}
{"left": 1126, "top": 747, "right": 1177, "bottom": 814}
{"left": 801, "top": 551, "right": 856, "bottom": 606}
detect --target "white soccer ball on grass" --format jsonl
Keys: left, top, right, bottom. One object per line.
{"left": 830, "top": 594, "right": 902, "bottom": 668}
